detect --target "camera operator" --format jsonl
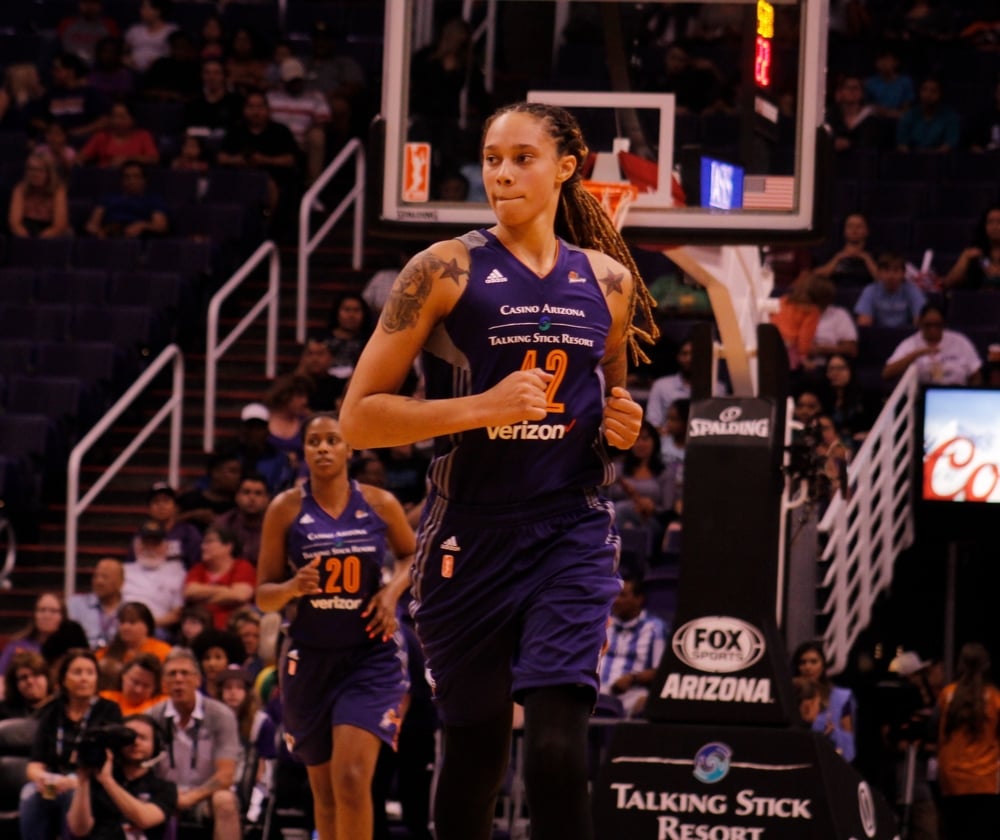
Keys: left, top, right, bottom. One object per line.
{"left": 67, "top": 715, "right": 178, "bottom": 840}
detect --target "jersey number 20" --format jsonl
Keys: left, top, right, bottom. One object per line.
{"left": 325, "top": 555, "right": 361, "bottom": 593}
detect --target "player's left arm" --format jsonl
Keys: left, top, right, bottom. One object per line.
{"left": 591, "top": 252, "right": 644, "bottom": 450}
{"left": 359, "top": 485, "right": 417, "bottom": 642}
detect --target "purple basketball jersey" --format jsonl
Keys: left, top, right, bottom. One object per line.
{"left": 285, "top": 480, "right": 387, "bottom": 649}
{"left": 422, "top": 230, "right": 615, "bottom": 505}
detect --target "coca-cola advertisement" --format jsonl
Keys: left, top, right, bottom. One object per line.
{"left": 923, "top": 388, "right": 1000, "bottom": 504}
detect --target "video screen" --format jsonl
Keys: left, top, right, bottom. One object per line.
{"left": 922, "top": 388, "right": 1000, "bottom": 504}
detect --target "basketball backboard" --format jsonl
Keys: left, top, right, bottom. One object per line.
{"left": 373, "top": 0, "right": 830, "bottom": 245}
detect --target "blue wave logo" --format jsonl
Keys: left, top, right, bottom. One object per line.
{"left": 538, "top": 315, "right": 552, "bottom": 331}
{"left": 693, "top": 742, "right": 732, "bottom": 784}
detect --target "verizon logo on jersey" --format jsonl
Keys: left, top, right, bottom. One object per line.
{"left": 485, "top": 419, "right": 575, "bottom": 440}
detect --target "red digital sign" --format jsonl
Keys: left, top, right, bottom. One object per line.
{"left": 755, "top": 0, "right": 774, "bottom": 90}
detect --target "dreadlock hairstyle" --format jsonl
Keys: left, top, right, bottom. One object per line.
{"left": 944, "top": 642, "right": 992, "bottom": 739}
{"left": 482, "top": 101, "right": 659, "bottom": 364}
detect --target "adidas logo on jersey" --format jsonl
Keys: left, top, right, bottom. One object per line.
{"left": 567, "top": 270, "right": 587, "bottom": 283}
{"left": 298, "top": 514, "right": 315, "bottom": 524}
{"left": 484, "top": 268, "right": 508, "bottom": 284}
{"left": 440, "top": 535, "right": 461, "bottom": 551}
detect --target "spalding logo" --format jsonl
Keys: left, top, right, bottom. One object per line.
{"left": 672, "top": 616, "right": 766, "bottom": 674}
{"left": 719, "top": 406, "right": 742, "bottom": 422}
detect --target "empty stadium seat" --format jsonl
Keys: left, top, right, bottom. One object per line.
{"left": 0, "top": 340, "right": 34, "bottom": 376}
{"left": 73, "top": 238, "right": 142, "bottom": 272}
{"left": 36, "top": 341, "right": 118, "bottom": 387}
{"left": 947, "top": 290, "right": 1000, "bottom": 328}
{"left": 37, "top": 268, "right": 109, "bottom": 305}
{"left": 0, "top": 304, "right": 72, "bottom": 342}
{"left": 0, "top": 267, "right": 35, "bottom": 304}
{"left": 6, "top": 237, "right": 72, "bottom": 269}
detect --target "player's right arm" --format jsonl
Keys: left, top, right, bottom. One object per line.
{"left": 340, "top": 240, "right": 552, "bottom": 449}
{"left": 256, "top": 488, "right": 320, "bottom": 613}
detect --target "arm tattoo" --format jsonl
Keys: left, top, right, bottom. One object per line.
{"left": 599, "top": 268, "right": 625, "bottom": 296}
{"left": 381, "top": 254, "right": 468, "bottom": 333}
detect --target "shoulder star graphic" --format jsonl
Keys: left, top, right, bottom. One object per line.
{"left": 599, "top": 269, "right": 625, "bottom": 295}
{"left": 438, "top": 258, "right": 467, "bottom": 284}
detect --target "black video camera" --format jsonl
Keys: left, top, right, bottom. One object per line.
{"left": 77, "top": 724, "right": 137, "bottom": 769}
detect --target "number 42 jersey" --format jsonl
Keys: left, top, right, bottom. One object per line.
{"left": 422, "top": 229, "right": 616, "bottom": 506}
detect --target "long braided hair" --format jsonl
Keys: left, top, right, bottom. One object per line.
{"left": 482, "top": 101, "right": 659, "bottom": 364}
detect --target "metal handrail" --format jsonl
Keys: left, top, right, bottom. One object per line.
{"left": 0, "top": 515, "right": 16, "bottom": 591}
{"left": 296, "top": 138, "right": 366, "bottom": 343}
{"left": 818, "top": 365, "right": 919, "bottom": 673}
{"left": 204, "top": 240, "right": 280, "bottom": 453}
{"left": 65, "top": 344, "right": 184, "bottom": 599}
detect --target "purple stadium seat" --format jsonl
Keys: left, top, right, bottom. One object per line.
{"left": 7, "top": 374, "right": 82, "bottom": 421}
{"left": 0, "top": 267, "right": 35, "bottom": 304}
{"left": 37, "top": 269, "right": 109, "bottom": 305}
{"left": 72, "top": 239, "right": 142, "bottom": 272}
{"left": 6, "top": 238, "right": 72, "bottom": 270}
{"left": 0, "top": 340, "right": 33, "bottom": 376}
{"left": 0, "top": 304, "right": 72, "bottom": 342}
{"left": 36, "top": 341, "right": 118, "bottom": 386}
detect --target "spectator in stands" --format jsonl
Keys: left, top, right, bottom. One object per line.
{"left": 794, "top": 388, "right": 824, "bottom": 426}
{"left": 327, "top": 292, "right": 375, "bottom": 380}
{"left": 177, "top": 604, "right": 213, "bottom": 650}
{"left": 792, "top": 640, "right": 856, "bottom": 762}
{"left": 89, "top": 36, "right": 137, "bottom": 102}
{"left": 815, "top": 213, "right": 879, "bottom": 287}
{"left": 605, "top": 421, "right": 678, "bottom": 555}
{"left": 308, "top": 20, "right": 368, "bottom": 146}
{"left": 124, "top": 0, "right": 178, "bottom": 74}
{"left": 943, "top": 205, "right": 1000, "bottom": 290}
{"left": 265, "top": 374, "right": 313, "bottom": 465}
{"left": 897, "top": 77, "right": 960, "bottom": 153}
{"left": 936, "top": 642, "right": 1000, "bottom": 838}
{"left": 267, "top": 57, "right": 331, "bottom": 186}
{"left": 225, "top": 26, "right": 268, "bottom": 96}
{"left": 660, "top": 398, "right": 689, "bottom": 467}
{"left": 198, "top": 14, "right": 225, "bottom": 62}
{"left": 598, "top": 575, "right": 667, "bottom": 718}
{"left": 122, "top": 521, "right": 186, "bottom": 635}
{"left": 854, "top": 252, "right": 927, "bottom": 327}
{"left": 177, "top": 451, "right": 241, "bottom": 528}
{"left": 0, "top": 651, "right": 51, "bottom": 720}
{"left": 295, "top": 336, "right": 344, "bottom": 411}
{"left": 645, "top": 339, "right": 725, "bottom": 434}
{"left": 148, "top": 648, "right": 241, "bottom": 840}
{"left": 883, "top": 303, "right": 983, "bottom": 385}
{"left": 826, "top": 73, "right": 882, "bottom": 151}
{"left": 231, "top": 403, "right": 296, "bottom": 495}
{"left": 126, "top": 482, "right": 202, "bottom": 569}
{"left": 96, "top": 601, "right": 173, "bottom": 689}
{"left": 0, "top": 592, "right": 87, "bottom": 680}
{"left": 29, "top": 51, "right": 108, "bottom": 142}
{"left": 826, "top": 354, "right": 878, "bottom": 447}
{"left": 100, "top": 653, "right": 166, "bottom": 715}
{"left": 171, "top": 133, "right": 209, "bottom": 172}
{"left": 763, "top": 243, "right": 813, "bottom": 292}
{"left": 84, "top": 160, "right": 169, "bottom": 239}
{"left": 863, "top": 46, "right": 915, "bottom": 120}
{"left": 68, "top": 556, "right": 124, "bottom": 648}
{"left": 58, "top": 0, "right": 120, "bottom": 67}
{"left": 968, "top": 79, "right": 1000, "bottom": 153}
{"left": 183, "top": 58, "right": 244, "bottom": 149}
{"left": 184, "top": 526, "right": 257, "bottom": 631}
{"left": 216, "top": 663, "right": 277, "bottom": 816}
{"left": 21, "top": 649, "right": 122, "bottom": 840}
{"left": 35, "top": 121, "right": 77, "bottom": 178}
{"left": 66, "top": 713, "right": 177, "bottom": 840}
{"left": 213, "top": 473, "right": 269, "bottom": 566}
{"left": 228, "top": 608, "right": 264, "bottom": 681}
{"left": 378, "top": 443, "right": 431, "bottom": 513}
{"left": 0, "top": 64, "right": 44, "bottom": 131}
{"left": 771, "top": 270, "right": 822, "bottom": 371}
{"left": 808, "top": 275, "right": 859, "bottom": 366}
{"left": 217, "top": 91, "right": 301, "bottom": 218}
{"left": 142, "top": 29, "right": 201, "bottom": 103}
{"left": 191, "top": 628, "right": 246, "bottom": 698}
{"left": 77, "top": 101, "right": 160, "bottom": 168}
{"left": 7, "top": 151, "right": 71, "bottom": 239}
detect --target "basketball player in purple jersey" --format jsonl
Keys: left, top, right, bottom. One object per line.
{"left": 341, "top": 102, "right": 658, "bottom": 840}
{"left": 256, "top": 413, "right": 415, "bottom": 840}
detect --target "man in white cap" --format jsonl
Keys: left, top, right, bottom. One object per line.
{"left": 266, "top": 56, "right": 330, "bottom": 185}
{"left": 233, "top": 402, "right": 295, "bottom": 495}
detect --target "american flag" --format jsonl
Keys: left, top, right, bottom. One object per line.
{"left": 743, "top": 175, "right": 795, "bottom": 210}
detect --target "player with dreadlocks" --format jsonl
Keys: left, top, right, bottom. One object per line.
{"left": 340, "top": 101, "right": 657, "bottom": 840}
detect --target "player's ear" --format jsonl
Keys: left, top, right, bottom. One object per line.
{"left": 555, "top": 154, "right": 577, "bottom": 184}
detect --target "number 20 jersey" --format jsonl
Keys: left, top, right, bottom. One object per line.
{"left": 285, "top": 480, "right": 386, "bottom": 650}
{"left": 421, "top": 229, "right": 615, "bottom": 506}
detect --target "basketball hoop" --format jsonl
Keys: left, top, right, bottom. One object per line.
{"left": 582, "top": 180, "right": 639, "bottom": 231}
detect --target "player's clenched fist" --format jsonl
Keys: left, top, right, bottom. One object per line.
{"left": 479, "top": 368, "right": 554, "bottom": 425}
{"left": 603, "top": 386, "right": 643, "bottom": 449}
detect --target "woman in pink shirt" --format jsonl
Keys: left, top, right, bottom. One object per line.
{"left": 77, "top": 101, "right": 159, "bottom": 168}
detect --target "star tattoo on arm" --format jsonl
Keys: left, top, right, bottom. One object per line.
{"left": 599, "top": 268, "right": 625, "bottom": 296}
